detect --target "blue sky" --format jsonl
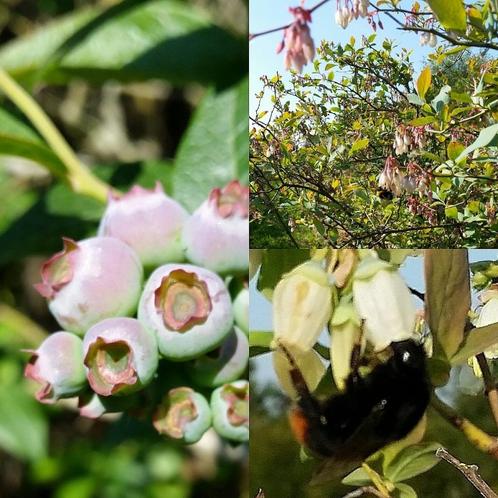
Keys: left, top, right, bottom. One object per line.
{"left": 249, "top": 0, "right": 440, "bottom": 116}
{"left": 250, "top": 250, "right": 498, "bottom": 385}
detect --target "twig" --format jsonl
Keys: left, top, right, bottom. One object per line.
{"left": 436, "top": 447, "right": 498, "bottom": 498}
{"left": 250, "top": 0, "right": 332, "bottom": 39}
{"left": 342, "top": 486, "right": 387, "bottom": 498}
{"left": 431, "top": 395, "right": 498, "bottom": 459}
{"left": 476, "top": 353, "right": 498, "bottom": 429}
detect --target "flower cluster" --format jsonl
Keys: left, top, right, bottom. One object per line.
{"left": 393, "top": 125, "right": 427, "bottom": 155}
{"left": 335, "top": 0, "right": 369, "bottom": 29}
{"left": 276, "top": 6, "right": 315, "bottom": 72}
{"left": 269, "top": 250, "right": 421, "bottom": 397}
{"left": 378, "top": 156, "right": 413, "bottom": 196}
{"left": 407, "top": 196, "right": 438, "bottom": 225}
{"left": 25, "top": 181, "right": 249, "bottom": 445}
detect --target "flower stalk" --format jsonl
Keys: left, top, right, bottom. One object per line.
{"left": 0, "top": 69, "right": 110, "bottom": 202}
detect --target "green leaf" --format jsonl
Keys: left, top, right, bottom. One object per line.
{"left": 384, "top": 442, "right": 441, "bottom": 482}
{"left": 0, "top": 1, "right": 247, "bottom": 88}
{"left": 172, "top": 78, "right": 248, "bottom": 212}
{"left": 0, "top": 108, "right": 66, "bottom": 176}
{"left": 447, "top": 141, "right": 465, "bottom": 161}
{"left": 431, "top": 85, "right": 451, "bottom": 114}
{"left": 394, "top": 483, "right": 418, "bottom": 498}
{"left": 427, "top": 0, "right": 467, "bottom": 31}
{"left": 407, "top": 116, "right": 436, "bottom": 126}
{"left": 425, "top": 250, "right": 470, "bottom": 360}
{"left": 407, "top": 93, "right": 425, "bottom": 106}
{"left": 341, "top": 467, "right": 371, "bottom": 486}
{"left": 249, "top": 331, "right": 273, "bottom": 357}
{"left": 0, "top": 385, "right": 48, "bottom": 461}
{"left": 256, "top": 249, "right": 310, "bottom": 300}
{"left": 456, "top": 124, "right": 498, "bottom": 162}
{"left": 416, "top": 67, "right": 432, "bottom": 100}
{"left": 451, "top": 323, "right": 498, "bottom": 364}
{"left": 444, "top": 206, "right": 458, "bottom": 219}
{"left": 349, "top": 138, "right": 369, "bottom": 155}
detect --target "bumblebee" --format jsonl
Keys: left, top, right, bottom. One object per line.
{"left": 281, "top": 339, "right": 430, "bottom": 480}
{"left": 377, "top": 187, "right": 394, "bottom": 201}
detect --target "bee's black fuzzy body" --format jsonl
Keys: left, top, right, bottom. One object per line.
{"left": 289, "top": 339, "right": 431, "bottom": 464}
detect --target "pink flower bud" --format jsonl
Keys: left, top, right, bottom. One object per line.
{"left": 35, "top": 237, "right": 143, "bottom": 335}
{"left": 98, "top": 183, "right": 188, "bottom": 268}
{"left": 138, "top": 264, "right": 233, "bottom": 360}
{"left": 24, "top": 332, "right": 86, "bottom": 403}
{"left": 182, "top": 181, "right": 248, "bottom": 274}
{"left": 83, "top": 317, "right": 158, "bottom": 396}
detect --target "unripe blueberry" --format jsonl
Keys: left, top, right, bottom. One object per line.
{"left": 138, "top": 264, "right": 233, "bottom": 360}
{"left": 24, "top": 332, "right": 86, "bottom": 403}
{"left": 211, "top": 380, "right": 249, "bottom": 443}
{"left": 98, "top": 183, "right": 188, "bottom": 268}
{"left": 182, "top": 180, "right": 248, "bottom": 274}
{"left": 83, "top": 317, "right": 158, "bottom": 396}
{"left": 190, "top": 327, "right": 248, "bottom": 387}
{"left": 233, "top": 287, "right": 249, "bottom": 334}
{"left": 153, "top": 387, "right": 211, "bottom": 444}
{"left": 35, "top": 237, "right": 143, "bottom": 335}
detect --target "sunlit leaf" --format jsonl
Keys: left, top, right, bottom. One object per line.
{"left": 416, "top": 67, "right": 432, "bottom": 100}
{"left": 426, "top": 0, "right": 467, "bottom": 31}
{"left": 425, "top": 250, "right": 470, "bottom": 359}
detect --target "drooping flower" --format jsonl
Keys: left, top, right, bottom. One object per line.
{"left": 273, "top": 261, "right": 334, "bottom": 352}
{"left": 352, "top": 256, "right": 417, "bottom": 351}
{"left": 278, "top": 6, "right": 315, "bottom": 72}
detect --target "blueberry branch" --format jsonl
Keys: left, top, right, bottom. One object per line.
{"left": 0, "top": 69, "right": 112, "bottom": 203}
{"left": 436, "top": 447, "right": 498, "bottom": 498}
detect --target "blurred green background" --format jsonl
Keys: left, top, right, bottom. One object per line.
{"left": 0, "top": 0, "right": 248, "bottom": 497}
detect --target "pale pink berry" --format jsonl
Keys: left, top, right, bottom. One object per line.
{"left": 83, "top": 317, "right": 158, "bottom": 396}
{"left": 24, "top": 332, "right": 86, "bottom": 403}
{"left": 138, "top": 264, "right": 233, "bottom": 360}
{"left": 182, "top": 181, "right": 248, "bottom": 274}
{"left": 35, "top": 237, "right": 143, "bottom": 335}
{"left": 98, "top": 183, "right": 188, "bottom": 268}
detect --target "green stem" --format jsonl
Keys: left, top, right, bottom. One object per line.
{"left": 0, "top": 69, "right": 110, "bottom": 203}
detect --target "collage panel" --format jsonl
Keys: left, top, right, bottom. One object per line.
{"left": 0, "top": 1, "right": 248, "bottom": 498}
{"left": 250, "top": 249, "right": 498, "bottom": 497}
{"left": 250, "top": 1, "right": 498, "bottom": 248}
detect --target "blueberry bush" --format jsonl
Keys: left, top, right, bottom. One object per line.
{"left": 250, "top": 0, "right": 498, "bottom": 248}
{"left": 0, "top": 1, "right": 248, "bottom": 497}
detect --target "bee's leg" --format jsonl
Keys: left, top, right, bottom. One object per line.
{"left": 348, "top": 319, "right": 365, "bottom": 384}
{"left": 277, "top": 340, "right": 321, "bottom": 416}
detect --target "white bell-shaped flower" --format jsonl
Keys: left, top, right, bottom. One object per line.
{"left": 352, "top": 257, "right": 417, "bottom": 351}
{"left": 273, "top": 261, "right": 334, "bottom": 352}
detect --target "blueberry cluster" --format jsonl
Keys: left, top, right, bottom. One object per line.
{"left": 25, "top": 181, "right": 249, "bottom": 445}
